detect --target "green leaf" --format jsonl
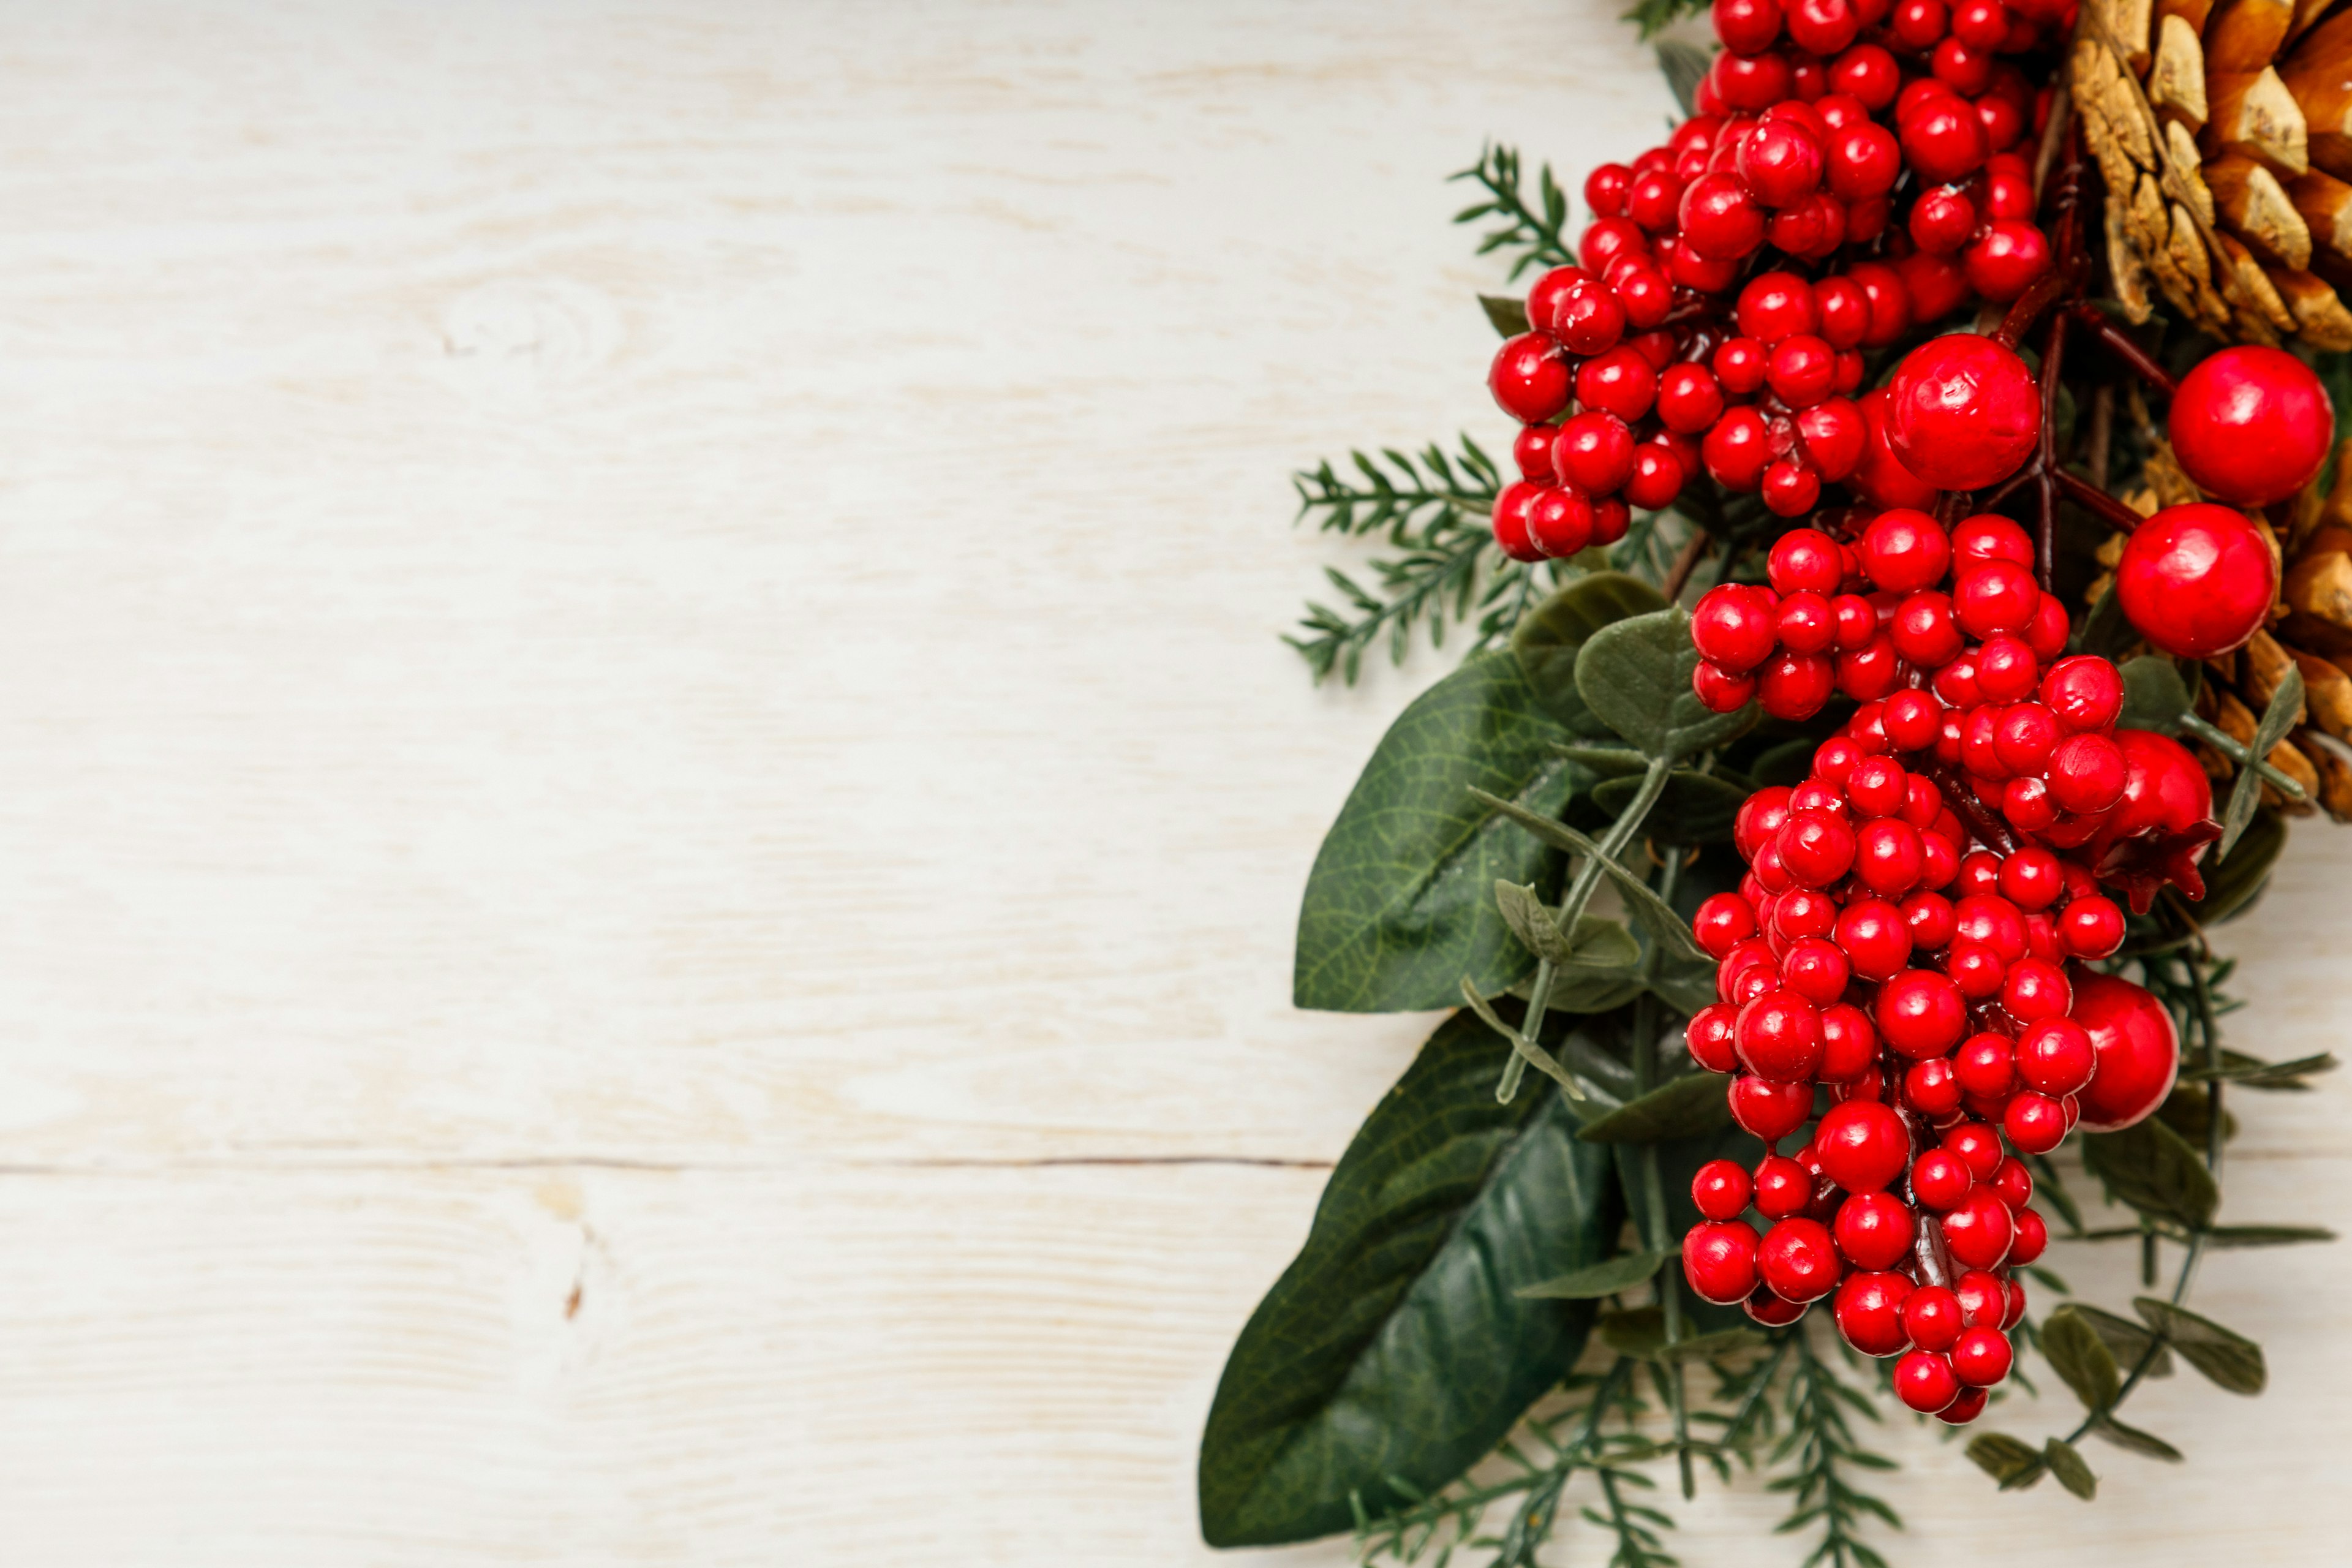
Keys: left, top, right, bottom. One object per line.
{"left": 1480, "top": 293, "right": 1531, "bottom": 337}
{"left": 1596, "top": 1305, "right": 1762, "bottom": 1362}
{"left": 2071, "top": 1303, "right": 2171, "bottom": 1379}
{"left": 1295, "top": 652, "right": 1577, "bottom": 1011}
{"left": 2133, "top": 1298, "right": 2267, "bottom": 1394}
{"left": 2080, "top": 1117, "right": 2218, "bottom": 1232}
{"left": 2182, "top": 1049, "right": 2337, "bottom": 1088}
{"left": 1749, "top": 736, "right": 1817, "bottom": 788}
{"left": 1468, "top": 787, "right": 1710, "bottom": 963}
{"left": 1577, "top": 606, "right": 1756, "bottom": 760}
{"left": 2220, "top": 664, "right": 2304, "bottom": 858}
{"left": 1966, "top": 1433, "right": 2046, "bottom": 1489}
{"left": 2072, "top": 583, "right": 2136, "bottom": 659}
{"left": 1551, "top": 741, "right": 1651, "bottom": 778}
{"left": 2198, "top": 1223, "right": 2337, "bottom": 1248}
{"left": 1656, "top": 40, "right": 1711, "bottom": 115}
{"left": 1577, "top": 1072, "right": 1734, "bottom": 1144}
{"left": 2198, "top": 805, "right": 2285, "bottom": 925}
{"left": 2089, "top": 1415, "right": 2184, "bottom": 1462}
{"left": 2038, "top": 1305, "right": 2122, "bottom": 1411}
{"left": 2043, "top": 1438, "right": 2098, "bottom": 1499}
{"left": 1460, "top": 981, "right": 1589, "bottom": 1101}
{"left": 1197, "top": 1009, "right": 1621, "bottom": 1547}
{"left": 1514, "top": 573, "right": 1670, "bottom": 735}
{"left": 1593, "top": 767, "right": 1747, "bottom": 845}
{"left": 1493, "top": 883, "right": 1642, "bottom": 971}
{"left": 2116, "top": 655, "right": 2192, "bottom": 734}
{"left": 1517, "top": 1248, "right": 1673, "bottom": 1299}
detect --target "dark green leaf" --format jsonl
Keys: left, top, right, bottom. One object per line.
{"left": 1577, "top": 606, "right": 1756, "bottom": 760}
{"left": 1514, "top": 573, "right": 1670, "bottom": 734}
{"left": 1656, "top": 40, "right": 1710, "bottom": 115}
{"left": 2218, "top": 665, "right": 2304, "bottom": 858}
{"left": 1552, "top": 741, "right": 1651, "bottom": 777}
{"left": 2080, "top": 1117, "right": 2218, "bottom": 1232}
{"left": 1480, "top": 293, "right": 1531, "bottom": 337}
{"left": 1966, "top": 1433, "right": 2046, "bottom": 1489}
{"left": 2197, "top": 805, "right": 2285, "bottom": 925}
{"left": 2154, "top": 1081, "right": 2236, "bottom": 1147}
{"left": 2071, "top": 1303, "right": 2171, "bottom": 1378}
{"left": 2198, "top": 1223, "right": 2337, "bottom": 1248}
{"left": 2038, "top": 1305, "right": 2122, "bottom": 1411}
{"left": 2116, "top": 655, "right": 2192, "bottom": 735}
{"left": 1493, "top": 883, "right": 1643, "bottom": 971}
{"left": 1577, "top": 1072, "right": 1733, "bottom": 1144}
{"left": 2071, "top": 583, "right": 2136, "bottom": 659}
{"left": 1748, "top": 736, "right": 1817, "bottom": 788}
{"left": 2089, "top": 1415, "right": 2184, "bottom": 1462}
{"left": 2133, "top": 1297, "right": 2266, "bottom": 1394}
{"left": 1518, "top": 1248, "right": 1673, "bottom": 1299}
{"left": 1594, "top": 767, "right": 1747, "bottom": 845}
{"left": 1197, "top": 1009, "right": 1621, "bottom": 1547}
{"left": 1295, "top": 652, "right": 1575, "bottom": 1011}
{"left": 2043, "top": 1438, "right": 2097, "bottom": 1499}
{"left": 1597, "top": 1305, "right": 1762, "bottom": 1362}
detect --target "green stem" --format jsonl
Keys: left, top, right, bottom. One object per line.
{"left": 1500, "top": 754, "right": 1674, "bottom": 1102}
{"left": 2176, "top": 713, "right": 2309, "bottom": 800}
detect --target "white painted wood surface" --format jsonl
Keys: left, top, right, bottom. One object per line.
{"left": 0, "top": 2, "right": 2342, "bottom": 1561}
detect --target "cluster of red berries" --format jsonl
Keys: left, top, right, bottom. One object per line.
{"left": 1486, "top": 0, "right": 2071, "bottom": 559}
{"left": 1668, "top": 496, "right": 2221, "bottom": 1422}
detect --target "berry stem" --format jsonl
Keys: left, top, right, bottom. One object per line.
{"left": 2064, "top": 303, "right": 2179, "bottom": 396}
{"left": 2033, "top": 308, "right": 2070, "bottom": 590}
{"left": 2176, "top": 713, "right": 2311, "bottom": 800}
{"left": 2054, "top": 467, "right": 2146, "bottom": 535}
{"left": 1922, "top": 761, "right": 2022, "bottom": 856}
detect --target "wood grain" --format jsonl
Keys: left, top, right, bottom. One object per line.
{"left": 0, "top": 1, "right": 2342, "bottom": 1561}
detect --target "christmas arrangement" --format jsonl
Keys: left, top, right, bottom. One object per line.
{"left": 1200, "top": 1, "right": 2345, "bottom": 1563}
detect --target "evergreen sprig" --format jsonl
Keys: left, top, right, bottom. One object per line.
{"left": 1622, "top": 0, "right": 1713, "bottom": 40}
{"left": 1286, "top": 439, "right": 1526, "bottom": 684}
{"left": 1452, "top": 145, "right": 1577, "bottom": 281}
{"left": 1769, "top": 1333, "right": 1900, "bottom": 1568}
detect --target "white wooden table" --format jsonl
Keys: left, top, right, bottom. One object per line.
{"left": 0, "top": 2, "right": 2342, "bottom": 1562}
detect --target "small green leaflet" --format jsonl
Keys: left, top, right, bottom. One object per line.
{"left": 2133, "top": 1297, "right": 2266, "bottom": 1395}
{"left": 2038, "top": 1306, "right": 2122, "bottom": 1411}
{"left": 2220, "top": 664, "right": 2305, "bottom": 858}
{"left": 2115, "top": 655, "right": 2192, "bottom": 734}
{"left": 1965, "top": 1432, "right": 2045, "bottom": 1490}
{"left": 2043, "top": 1438, "right": 2098, "bottom": 1500}
{"left": 2080, "top": 1117, "right": 2218, "bottom": 1232}
{"left": 2089, "top": 1415, "right": 2184, "bottom": 1462}
{"left": 1468, "top": 788, "right": 1710, "bottom": 962}
{"left": 1515, "top": 573, "right": 1670, "bottom": 736}
{"left": 1493, "top": 882, "right": 1641, "bottom": 971}
{"left": 1480, "top": 293, "right": 1531, "bottom": 337}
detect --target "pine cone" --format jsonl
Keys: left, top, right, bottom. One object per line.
{"left": 2073, "top": 0, "right": 2352, "bottom": 350}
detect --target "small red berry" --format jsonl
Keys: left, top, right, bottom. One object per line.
{"left": 1489, "top": 333, "right": 1571, "bottom": 423}
{"left": 1910, "top": 1148, "right": 1972, "bottom": 1210}
{"left": 1894, "top": 1348, "right": 1962, "bottom": 1412}
{"left": 1815, "top": 1099, "right": 1910, "bottom": 1192}
{"left": 1694, "top": 1158, "right": 1755, "bottom": 1221}
{"left": 1703, "top": 406, "right": 1775, "bottom": 490}
{"left": 1691, "top": 585, "right": 1778, "bottom": 672}
{"left": 1730, "top": 1072, "right": 1814, "bottom": 1142}
{"left": 2059, "top": 895, "right": 2125, "bottom": 959}
{"left": 1875, "top": 969, "right": 1966, "bottom": 1058}
{"left": 1658, "top": 364, "right": 1727, "bottom": 434}
{"left": 1833, "top": 1268, "right": 1915, "bottom": 1355}
{"left": 1940, "top": 1187, "right": 2015, "bottom": 1268}
{"left": 1687, "top": 1002, "right": 1743, "bottom": 1072}
{"left": 1684, "top": 1218, "right": 1763, "bottom": 1303}
{"left": 1902, "top": 1055, "right": 1964, "bottom": 1118}
{"left": 1951, "top": 1325, "right": 2014, "bottom": 1386}
{"left": 2010, "top": 1205, "right": 2049, "bottom": 1264}
{"left": 1833, "top": 1190, "right": 1916, "bottom": 1271}
{"left": 1758, "top": 1216, "right": 1844, "bottom": 1302}
{"left": 1491, "top": 482, "right": 1546, "bottom": 562}
{"left": 1758, "top": 650, "right": 1836, "bottom": 719}
{"left": 1964, "top": 218, "right": 2052, "bottom": 302}
{"left": 1680, "top": 172, "right": 1768, "bottom": 258}
{"left": 1556, "top": 411, "right": 1637, "bottom": 496}
{"left": 1991, "top": 1156, "right": 2034, "bottom": 1211}
{"left": 1902, "top": 1285, "right": 1962, "bottom": 1352}
{"left": 1528, "top": 486, "right": 1594, "bottom": 558}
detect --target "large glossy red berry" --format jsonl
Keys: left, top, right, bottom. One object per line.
{"left": 2169, "top": 345, "right": 2334, "bottom": 506}
{"left": 1875, "top": 969, "right": 1965, "bottom": 1058}
{"left": 1894, "top": 1349, "right": 1961, "bottom": 1412}
{"left": 1834, "top": 1268, "right": 1914, "bottom": 1355}
{"left": 1884, "top": 334, "right": 2038, "bottom": 489}
{"left": 1694, "top": 1158, "right": 1755, "bottom": 1221}
{"left": 1814, "top": 1099, "right": 1908, "bottom": 1192}
{"left": 1940, "top": 1187, "right": 2015, "bottom": 1269}
{"left": 1758, "top": 1217, "right": 1843, "bottom": 1302}
{"left": 1730, "top": 1073, "right": 1814, "bottom": 1142}
{"left": 1684, "top": 1218, "right": 1763, "bottom": 1304}
{"left": 2070, "top": 971, "right": 2182, "bottom": 1132}
{"left": 2116, "top": 502, "right": 2279, "bottom": 659}
{"left": 1489, "top": 332, "right": 1571, "bottom": 423}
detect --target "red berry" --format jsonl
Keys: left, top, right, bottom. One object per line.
{"left": 1951, "top": 1325, "right": 2014, "bottom": 1386}
{"left": 1796, "top": 398, "right": 1867, "bottom": 479}
{"left": 1553, "top": 279, "right": 1626, "bottom": 355}
{"left": 2047, "top": 731, "right": 2128, "bottom": 814}
{"left": 1894, "top": 1349, "right": 1962, "bottom": 1412}
{"left": 1942, "top": 1121, "right": 2003, "bottom": 1180}
{"left": 1758, "top": 650, "right": 1836, "bottom": 719}
{"left": 2168, "top": 345, "right": 2335, "bottom": 507}
{"left": 2116, "top": 502, "right": 2279, "bottom": 658}
{"left": 1714, "top": 49, "right": 1796, "bottom": 111}
{"left": 1758, "top": 1216, "right": 1844, "bottom": 1302}
{"left": 1885, "top": 334, "right": 2038, "bottom": 489}
{"left": 1902, "top": 1055, "right": 1963, "bottom": 1118}
{"left": 1781, "top": 809, "right": 1858, "bottom": 887}
{"left": 1853, "top": 818, "right": 1924, "bottom": 895}
{"left": 1492, "top": 482, "right": 1546, "bottom": 562}
{"left": 1819, "top": 1003, "right": 1879, "bottom": 1082}
{"left": 1952, "top": 1268, "right": 2005, "bottom": 1328}
{"left": 1777, "top": 592, "right": 1836, "bottom": 655}
{"left": 1858, "top": 509, "right": 1952, "bottom": 594}
{"left": 1908, "top": 184, "right": 1976, "bottom": 254}
{"left": 1512, "top": 422, "right": 1562, "bottom": 483}
{"left": 2059, "top": 895, "right": 2125, "bottom": 959}
{"left": 1954, "top": 559, "right": 2041, "bottom": 638}
{"left": 1528, "top": 486, "right": 1595, "bottom": 558}
{"left": 1658, "top": 363, "right": 1727, "bottom": 433}
{"left": 1704, "top": 406, "right": 1774, "bottom": 489}
{"left": 1953, "top": 1032, "right": 2013, "bottom": 1098}
{"left": 1583, "top": 164, "right": 1632, "bottom": 219}
{"left": 1730, "top": 1072, "right": 1814, "bottom": 1142}
{"left": 1738, "top": 989, "right": 1826, "bottom": 1080}
{"left": 1875, "top": 969, "right": 1965, "bottom": 1058}
{"left": 1754, "top": 1153, "right": 1815, "bottom": 1219}
{"left": 1735, "top": 787, "right": 1795, "bottom": 859}
{"left": 1684, "top": 1218, "right": 1763, "bottom": 1303}
{"left": 1524, "top": 265, "right": 1592, "bottom": 334}
{"left": 1490, "top": 333, "right": 1570, "bottom": 423}
{"left": 1768, "top": 527, "right": 1845, "bottom": 595}
{"left": 1833, "top": 1268, "right": 1915, "bottom": 1355}
{"left": 1694, "top": 1158, "right": 1756, "bottom": 1220}
{"left": 1965, "top": 218, "right": 2052, "bottom": 301}
{"left": 1902, "top": 1284, "right": 1962, "bottom": 1352}
{"left": 1687, "top": 1002, "right": 1743, "bottom": 1072}
{"left": 1714, "top": 0, "right": 1785, "bottom": 52}
{"left": 1680, "top": 172, "right": 1768, "bottom": 258}
{"left": 1693, "top": 661, "right": 1755, "bottom": 713}
{"left": 1626, "top": 168, "right": 1686, "bottom": 232}
{"left": 2070, "top": 971, "right": 2182, "bottom": 1133}
{"left": 2000, "top": 1090, "right": 2067, "bottom": 1153}
{"left": 1767, "top": 334, "right": 1838, "bottom": 407}
{"left": 1694, "top": 892, "right": 1760, "bottom": 959}
{"left": 1901, "top": 94, "right": 1988, "bottom": 183}
{"left": 1991, "top": 1156, "right": 2034, "bottom": 1210}
{"left": 1815, "top": 1099, "right": 1909, "bottom": 1191}
{"left": 1556, "top": 411, "right": 1637, "bottom": 495}
{"left": 1577, "top": 346, "right": 1659, "bottom": 422}
{"left": 1692, "top": 585, "right": 1779, "bottom": 671}
{"left": 1911, "top": 1148, "right": 1972, "bottom": 1210}
{"left": 1626, "top": 443, "right": 1685, "bottom": 509}
{"left": 2010, "top": 1206, "right": 2049, "bottom": 1264}
{"left": 2003, "top": 956, "right": 2071, "bottom": 1021}
{"left": 1940, "top": 1187, "right": 2015, "bottom": 1268}
{"left": 1833, "top": 1189, "right": 1916, "bottom": 1270}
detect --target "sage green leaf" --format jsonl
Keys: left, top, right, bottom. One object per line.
{"left": 1468, "top": 787, "right": 1710, "bottom": 963}
{"left": 2116, "top": 655, "right": 2192, "bottom": 734}
{"left": 1551, "top": 741, "right": 1651, "bottom": 777}
{"left": 1197, "top": 1009, "right": 1621, "bottom": 1547}
{"left": 1537, "top": 966, "right": 1651, "bottom": 1017}
{"left": 2218, "top": 664, "right": 2305, "bottom": 857}
{"left": 1596, "top": 1305, "right": 1763, "bottom": 1362}
{"left": 1517, "top": 1249, "right": 1673, "bottom": 1300}
{"left": 2072, "top": 1303, "right": 2171, "bottom": 1379}
{"left": 2039, "top": 1305, "right": 2122, "bottom": 1411}
{"left": 2199, "top": 806, "right": 2284, "bottom": 925}
{"left": 1514, "top": 573, "right": 1670, "bottom": 735}
{"left": 2089, "top": 1415, "right": 2184, "bottom": 1462}
{"left": 1577, "top": 1072, "right": 1733, "bottom": 1144}
{"left": 2133, "top": 1298, "right": 2266, "bottom": 1394}
{"left": 2198, "top": 1223, "right": 2337, "bottom": 1247}
{"left": 1493, "top": 883, "right": 1642, "bottom": 971}
{"left": 2080, "top": 1117, "right": 2218, "bottom": 1232}
{"left": 1480, "top": 293, "right": 1531, "bottom": 337}
{"left": 1594, "top": 767, "right": 1746, "bottom": 845}
{"left": 1295, "top": 652, "right": 1576, "bottom": 1011}
{"left": 1460, "top": 981, "right": 1586, "bottom": 1101}
{"left": 1576, "top": 606, "right": 1755, "bottom": 760}
{"left": 1966, "top": 1433, "right": 2046, "bottom": 1489}
{"left": 2043, "top": 1438, "right": 2098, "bottom": 1499}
